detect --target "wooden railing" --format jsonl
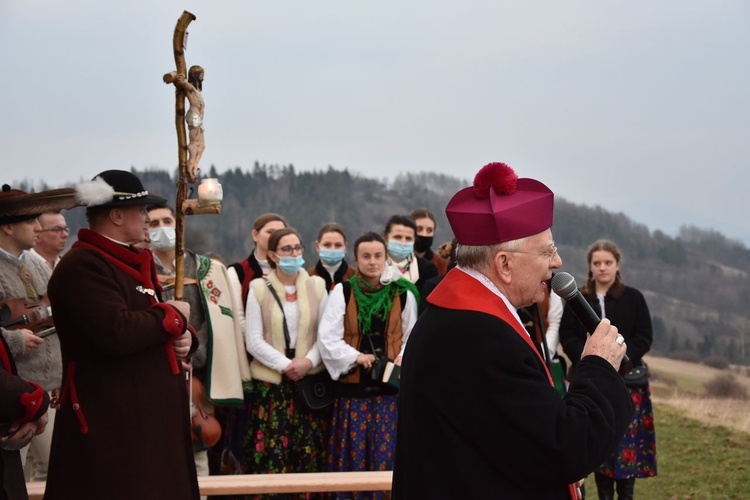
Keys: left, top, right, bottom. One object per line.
{"left": 26, "top": 471, "right": 393, "bottom": 498}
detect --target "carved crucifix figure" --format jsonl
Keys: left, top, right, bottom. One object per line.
{"left": 164, "top": 65, "right": 205, "bottom": 179}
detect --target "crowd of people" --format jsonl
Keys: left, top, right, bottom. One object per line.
{"left": 0, "top": 164, "right": 656, "bottom": 500}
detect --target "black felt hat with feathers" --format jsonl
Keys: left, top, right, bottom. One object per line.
{"left": 75, "top": 170, "right": 166, "bottom": 207}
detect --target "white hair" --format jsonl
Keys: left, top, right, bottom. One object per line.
{"left": 455, "top": 236, "right": 530, "bottom": 271}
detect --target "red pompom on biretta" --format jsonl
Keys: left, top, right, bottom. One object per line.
{"left": 472, "top": 162, "right": 518, "bottom": 200}
{"left": 445, "top": 161, "right": 554, "bottom": 245}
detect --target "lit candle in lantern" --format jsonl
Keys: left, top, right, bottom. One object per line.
{"left": 198, "top": 178, "right": 223, "bottom": 206}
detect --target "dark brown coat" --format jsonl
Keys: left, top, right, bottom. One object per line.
{"left": 44, "top": 229, "right": 199, "bottom": 500}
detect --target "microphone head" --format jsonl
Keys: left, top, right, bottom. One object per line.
{"left": 551, "top": 272, "right": 578, "bottom": 301}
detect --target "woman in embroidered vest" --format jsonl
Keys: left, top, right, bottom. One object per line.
{"left": 318, "top": 232, "right": 418, "bottom": 500}
{"left": 559, "top": 240, "right": 657, "bottom": 500}
{"left": 243, "top": 227, "right": 329, "bottom": 480}
{"left": 382, "top": 215, "right": 437, "bottom": 309}
{"left": 307, "top": 223, "right": 356, "bottom": 292}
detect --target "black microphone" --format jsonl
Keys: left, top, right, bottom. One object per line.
{"left": 551, "top": 272, "right": 629, "bottom": 365}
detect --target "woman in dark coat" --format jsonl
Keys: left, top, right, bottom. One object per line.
{"left": 559, "top": 239, "right": 657, "bottom": 500}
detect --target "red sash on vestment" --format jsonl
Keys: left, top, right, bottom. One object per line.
{"left": 428, "top": 268, "right": 578, "bottom": 500}
{"left": 427, "top": 268, "right": 554, "bottom": 384}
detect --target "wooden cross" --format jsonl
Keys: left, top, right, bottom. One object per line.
{"left": 162, "top": 10, "right": 220, "bottom": 300}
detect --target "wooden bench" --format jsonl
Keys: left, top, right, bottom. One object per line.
{"left": 26, "top": 470, "right": 393, "bottom": 498}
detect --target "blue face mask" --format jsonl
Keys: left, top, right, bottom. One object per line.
{"left": 277, "top": 255, "right": 305, "bottom": 275}
{"left": 319, "top": 248, "right": 345, "bottom": 266}
{"left": 388, "top": 240, "right": 414, "bottom": 261}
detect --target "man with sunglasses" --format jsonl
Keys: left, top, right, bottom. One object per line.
{"left": 30, "top": 211, "right": 69, "bottom": 269}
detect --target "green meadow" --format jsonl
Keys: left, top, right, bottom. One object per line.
{"left": 588, "top": 356, "right": 750, "bottom": 499}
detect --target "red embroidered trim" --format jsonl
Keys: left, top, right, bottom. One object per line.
{"left": 0, "top": 340, "right": 14, "bottom": 373}
{"left": 18, "top": 382, "right": 45, "bottom": 423}
{"left": 74, "top": 230, "right": 181, "bottom": 376}
{"left": 568, "top": 484, "right": 578, "bottom": 500}
{"left": 151, "top": 303, "right": 185, "bottom": 375}
{"left": 164, "top": 343, "right": 179, "bottom": 375}
{"left": 430, "top": 270, "right": 577, "bottom": 500}
{"left": 150, "top": 303, "right": 185, "bottom": 339}
{"left": 73, "top": 229, "right": 162, "bottom": 296}
{"left": 59, "top": 361, "right": 89, "bottom": 434}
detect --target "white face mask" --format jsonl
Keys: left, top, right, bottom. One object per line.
{"left": 148, "top": 226, "right": 176, "bottom": 251}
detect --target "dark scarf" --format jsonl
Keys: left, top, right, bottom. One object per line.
{"left": 315, "top": 259, "right": 351, "bottom": 291}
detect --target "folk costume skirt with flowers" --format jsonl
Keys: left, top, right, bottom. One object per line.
{"left": 597, "top": 383, "right": 657, "bottom": 479}
{"left": 325, "top": 394, "right": 398, "bottom": 500}
{"left": 244, "top": 379, "right": 327, "bottom": 479}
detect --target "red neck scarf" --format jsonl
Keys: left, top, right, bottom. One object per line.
{"left": 73, "top": 229, "right": 163, "bottom": 297}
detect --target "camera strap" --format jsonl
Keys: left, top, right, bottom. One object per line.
{"left": 265, "top": 280, "right": 293, "bottom": 357}
{"left": 362, "top": 330, "right": 379, "bottom": 357}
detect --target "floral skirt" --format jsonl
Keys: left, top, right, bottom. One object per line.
{"left": 325, "top": 394, "right": 398, "bottom": 500}
{"left": 244, "top": 379, "right": 327, "bottom": 476}
{"left": 597, "top": 383, "right": 657, "bottom": 479}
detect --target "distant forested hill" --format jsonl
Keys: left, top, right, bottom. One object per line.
{"left": 21, "top": 165, "right": 750, "bottom": 366}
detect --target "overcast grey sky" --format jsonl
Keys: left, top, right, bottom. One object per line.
{"left": 2, "top": 1, "right": 748, "bottom": 246}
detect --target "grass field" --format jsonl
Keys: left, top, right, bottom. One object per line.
{"left": 647, "top": 356, "right": 750, "bottom": 434}
{"left": 587, "top": 403, "right": 750, "bottom": 499}
{"left": 585, "top": 356, "right": 750, "bottom": 499}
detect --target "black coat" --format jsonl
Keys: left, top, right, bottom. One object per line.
{"left": 414, "top": 256, "right": 438, "bottom": 300}
{"left": 560, "top": 285, "right": 653, "bottom": 368}
{"left": 393, "top": 270, "right": 634, "bottom": 499}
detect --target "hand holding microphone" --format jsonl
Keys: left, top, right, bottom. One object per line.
{"left": 551, "top": 272, "right": 630, "bottom": 371}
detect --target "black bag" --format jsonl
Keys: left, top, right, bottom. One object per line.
{"left": 294, "top": 370, "right": 335, "bottom": 411}
{"left": 622, "top": 363, "right": 649, "bottom": 387}
{"left": 362, "top": 331, "right": 391, "bottom": 383}
{"left": 370, "top": 355, "right": 390, "bottom": 383}
{"left": 266, "top": 281, "right": 335, "bottom": 411}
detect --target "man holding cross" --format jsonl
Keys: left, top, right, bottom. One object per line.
{"left": 44, "top": 170, "right": 200, "bottom": 500}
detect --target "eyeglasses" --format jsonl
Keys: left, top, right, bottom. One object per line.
{"left": 276, "top": 244, "right": 305, "bottom": 255}
{"left": 510, "top": 245, "right": 558, "bottom": 264}
{"left": 38, "top": 226, "right": 70, "bottom": 234}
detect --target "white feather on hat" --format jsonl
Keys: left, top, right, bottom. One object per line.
{"left": 75, "top": 176, "right": 115, "bottom": 206}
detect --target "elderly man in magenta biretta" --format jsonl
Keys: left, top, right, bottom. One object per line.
{"left": 393, "top": 162, "right": 634, "bottom": 500}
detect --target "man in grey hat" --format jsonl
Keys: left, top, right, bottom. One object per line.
{"left": 44, "top": 170, "right": 200, "bottom": 499}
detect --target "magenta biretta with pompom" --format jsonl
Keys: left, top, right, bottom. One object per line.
{"left": 445, "top": 162, "right": 554, "bottom": 245}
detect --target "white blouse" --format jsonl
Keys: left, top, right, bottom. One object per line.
{"left": 317, "top": 282, "right": 418, "bottom": 380}
{"left": 245, "top": 283, "right": 329, "bottom": 373}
